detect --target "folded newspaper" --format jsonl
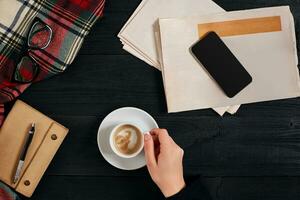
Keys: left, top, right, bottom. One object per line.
{"left": 118, "top": 0, "right": 241, "bottom": 116}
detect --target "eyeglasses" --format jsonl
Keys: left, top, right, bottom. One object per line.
{"left": 13, "top": 18, "right": 53, "bottom": 83}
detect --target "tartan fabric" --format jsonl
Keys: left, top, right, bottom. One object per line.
{"left": 0, "top": 0, "right": 105, "bottom": 124}
{"left": 0, "top": 182, "right": 20, "bottom": 200}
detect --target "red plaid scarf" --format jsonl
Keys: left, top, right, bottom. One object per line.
{"left": 0, "top": 0, "right": 105, "bottom": 124}
{"left": 0, "top": 182, "right": 19, "bottom": 200}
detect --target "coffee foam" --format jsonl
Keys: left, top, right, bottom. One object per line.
{"left": 113, "top": 125, "right": 142, "bottom": 155}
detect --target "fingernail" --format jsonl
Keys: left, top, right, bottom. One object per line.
{"left": 144, "top": 132, "right": 151, "bottom": 141}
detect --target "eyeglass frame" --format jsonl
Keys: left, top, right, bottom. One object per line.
{"left": 12, "top": 18, "right": 53, "bottom": 83}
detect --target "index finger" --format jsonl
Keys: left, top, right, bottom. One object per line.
{"left": 150, "top": 128, "right": 170, "bottom": 145}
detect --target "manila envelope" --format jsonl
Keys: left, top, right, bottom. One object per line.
{"left": 159, "top": 6, "right": 300, "bottom": 112}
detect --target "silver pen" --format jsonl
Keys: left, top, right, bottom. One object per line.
{"left": 13, "top": 123, "right": 35, "bottom": 184}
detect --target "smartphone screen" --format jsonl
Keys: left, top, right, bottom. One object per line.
{"left": 190, "top": 31, "right": 252, "bottom": 98}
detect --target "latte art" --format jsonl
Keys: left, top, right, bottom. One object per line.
{"left": 113, "top": 125, "right": 142, "bottom": 155}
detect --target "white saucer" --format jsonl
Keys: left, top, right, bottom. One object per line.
{"left": 97, "top": 107, "right": 159, "bottom": 170}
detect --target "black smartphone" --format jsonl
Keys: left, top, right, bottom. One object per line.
{"left": 190, "top": 31, "right": 252, "bottom": 98}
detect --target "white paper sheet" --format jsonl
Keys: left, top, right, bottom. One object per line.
{"left": 154, "top": 25, "right": 229, "bottom": 116}
{"left": 119, "top": 0, "right": 224, "bottom": 68}
{"left": 118, "top": 0, "right": 156, "bottom": 68}
{"left": 119, "top": 0, "right": 149, "bottom": 34}
{"left": 123, "top": 44, "right": 155, "bottom": 66}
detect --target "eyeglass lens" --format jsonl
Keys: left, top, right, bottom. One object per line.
{"left": 15, "top": 20, "right": 52, "bottom": 82}
{"left": 15, "top": 56, "right": 38, "bottom": 83}
{"left": 28, "top": 21, "right": 52, "bottom": 49}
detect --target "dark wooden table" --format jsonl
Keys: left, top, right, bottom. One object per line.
{"left": 19, "top": 0, "right": 300, "bottom": 199}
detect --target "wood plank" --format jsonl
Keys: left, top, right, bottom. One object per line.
{"left": 25, "top": 114, "right": 299, "bottom": 177}
{"left": 12, "top": 0, "right": 300, "bottom": 199}
{"left": 19, "top": 55, "right": 300, "bottom": 118}
{"left": 27, "top": 176, "right": 300, "bottom": 200}
{"left": 29, "top": 176, "right": 163, "bottom": 200}
{"left": 216, "top": 177, "right": 300, "bottom": 200}
{"left": 103, "top": 0, "right": 143, "bottom": 13}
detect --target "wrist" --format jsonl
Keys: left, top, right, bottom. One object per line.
{"left": 160, "top": 179, "right": 186, "bottom": 198}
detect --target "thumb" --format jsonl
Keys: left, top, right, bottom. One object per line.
{"left": 144, "top": 133, "right": 157, "bottom": 174}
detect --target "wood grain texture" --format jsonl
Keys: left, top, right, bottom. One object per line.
{"left": 30, "top": 176, "right": 300, "bottom": 200}
{"left": 15, "top": 0, "right": 300, "bottom": 199}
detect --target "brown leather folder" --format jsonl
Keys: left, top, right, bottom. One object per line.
{"left": 0, "top": 100, "right": 69, "bottom": 197}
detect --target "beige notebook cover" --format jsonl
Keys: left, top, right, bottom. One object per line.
{"left": 0, "top": 100, "right": 69, "bottom": 197}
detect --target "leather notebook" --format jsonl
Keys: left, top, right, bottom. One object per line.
{"left": 0, "top": 100, "right": 69, "bottom": 197}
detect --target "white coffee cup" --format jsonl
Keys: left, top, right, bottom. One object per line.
{"left": 109, "top": 123, "right": 144, "bottom": 158}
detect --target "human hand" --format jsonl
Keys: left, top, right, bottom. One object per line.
{"left": 144, "top": 128, "right": 185, "bottom": 197}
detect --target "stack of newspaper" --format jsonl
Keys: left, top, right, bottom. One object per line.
{"left": 118, "top": 0, "right": 300, "bottom": 115}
